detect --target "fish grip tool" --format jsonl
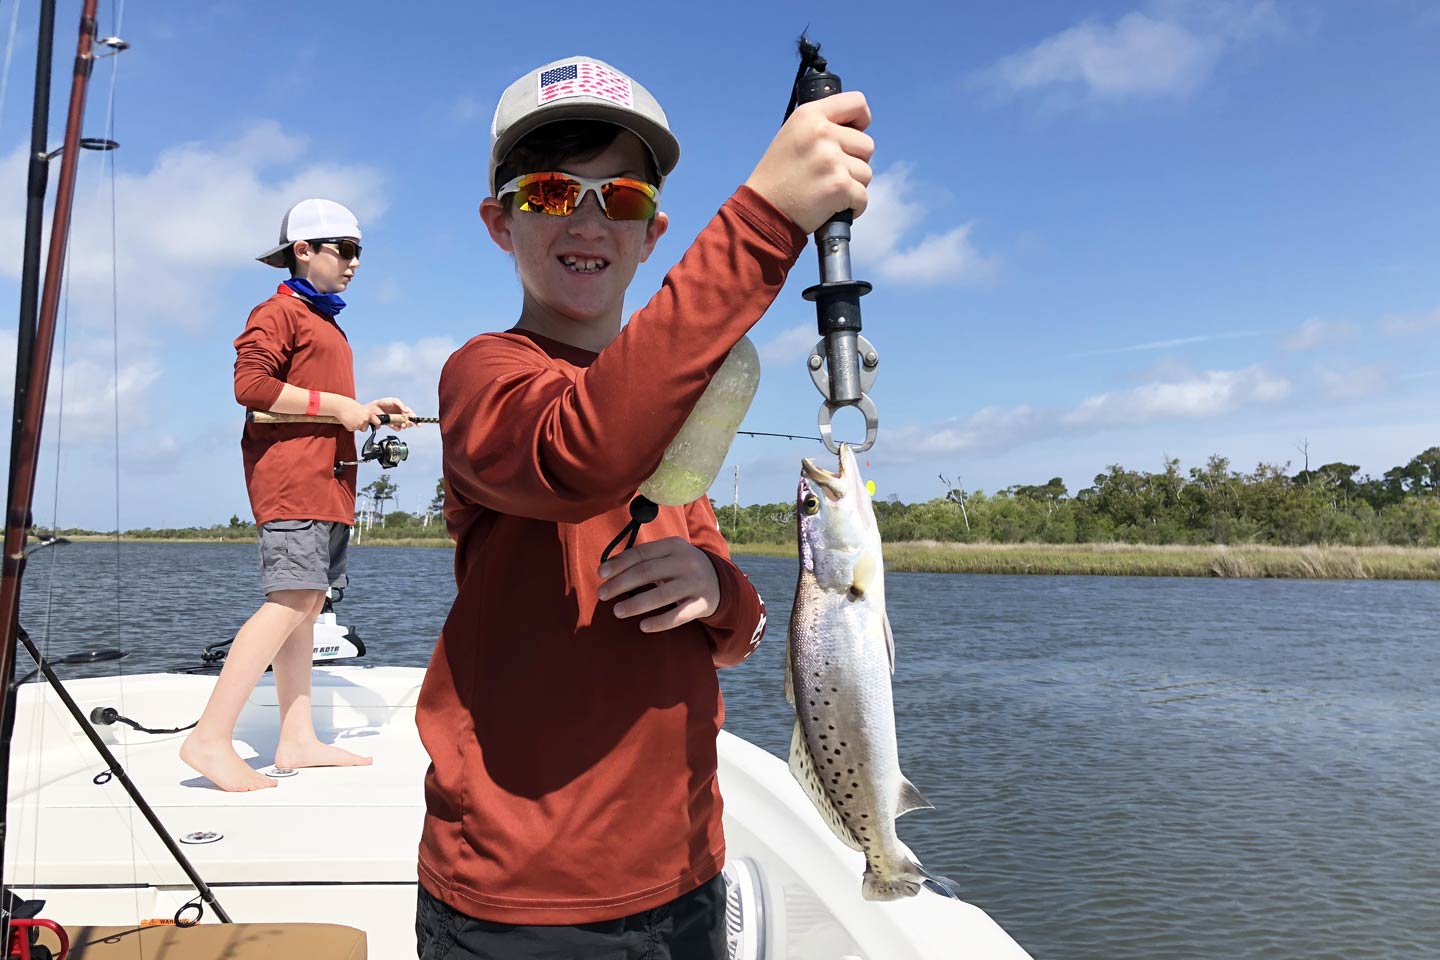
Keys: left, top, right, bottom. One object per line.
{"left": 788, "top": 37, "right": 879, "bottom": 455}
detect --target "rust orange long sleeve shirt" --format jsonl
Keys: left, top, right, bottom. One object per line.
{"left": 234, "top": 285, "right": 358, "bottom": 526}
{"left": 416, "top": 187, "right": 806, "bottom": 924}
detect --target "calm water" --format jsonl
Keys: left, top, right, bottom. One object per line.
{"left": 17, "top": 541, "right": 1440, "bottom": 959}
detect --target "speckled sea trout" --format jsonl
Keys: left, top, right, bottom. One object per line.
{"left": 787, "top": 444, "right": 935, "bottom": 900}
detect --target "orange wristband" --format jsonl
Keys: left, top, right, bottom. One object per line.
{"left": 306, "top": 389, "right": 321, "bottom": 416}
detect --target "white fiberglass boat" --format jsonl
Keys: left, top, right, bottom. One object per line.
{"left": 6, "top": 650, "right": 1031, "bottom": 959}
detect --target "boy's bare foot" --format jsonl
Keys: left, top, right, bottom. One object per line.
{"left": 180, "top": 734, "right": 278, "bottom": 792}
{"left": 274, "top": 739, "right": 373, "bottom": 770}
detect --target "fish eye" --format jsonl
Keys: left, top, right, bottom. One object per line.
{"left": 802, "top": 493, "right": 820, "bottom": 516}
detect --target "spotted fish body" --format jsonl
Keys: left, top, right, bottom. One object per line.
{"left": 787, "top": 444, "right": 933, "bottom": 900}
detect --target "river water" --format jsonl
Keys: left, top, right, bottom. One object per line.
{"left": 17, "top": 541, "right": 1440, "bottom": 959}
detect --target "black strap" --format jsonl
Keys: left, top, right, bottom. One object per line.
{"left": 600, "top": 496, "right": 660, "bottom": 564}
{"left": 784, "top": 36, "right": 828, "bottom": 121}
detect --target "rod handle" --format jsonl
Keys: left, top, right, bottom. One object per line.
{"left": 246, "top": 411, "right": 437, "bottom": 426}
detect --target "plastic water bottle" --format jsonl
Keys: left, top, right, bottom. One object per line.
{"left": 639, "top": 336, "right": 760, "bottom": 506}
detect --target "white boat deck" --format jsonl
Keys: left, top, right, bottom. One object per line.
{"left": 6, "top": 665, "right": 1031, "bottom": 959}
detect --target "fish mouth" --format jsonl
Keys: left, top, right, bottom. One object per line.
{"left": 801, "top": 452, "right": 847, "bottom": 500}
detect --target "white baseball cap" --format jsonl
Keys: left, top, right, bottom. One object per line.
{"left": 257, "top": 199, "right": 362, "bottom": 268}
{"left": 488, "top": 55, "right": 680, "bottom": 197}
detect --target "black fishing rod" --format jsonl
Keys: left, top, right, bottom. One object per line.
{"left": 0, "top": 0, "right": 234, "bottom": 934}
{"left": 2, "top": 0, "right": 103, "bottom": 876}
{"left": 14, "top": 621, "right": 231, "bottom": 926}
{"left": 786, "top": 36, "right": 880, "bottom": 456}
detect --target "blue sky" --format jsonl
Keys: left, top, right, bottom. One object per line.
{"left": 2, "top": 0, "right": 1438, "bottom": 530}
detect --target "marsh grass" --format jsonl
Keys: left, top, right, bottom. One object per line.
{"left": 729, "top": 541, "right": 1440, "bottom": 580}
{"left": 55, "top": 535, "right": 1440, "bottom": 578}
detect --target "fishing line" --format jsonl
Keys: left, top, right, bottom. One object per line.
{"left": 17, "top": 194, "right": 76, "bottom": 905}
{"left": 96, "top": 25, "right": 147, "bottom": 914}
{"left": 0, "top": 0, "right": 21, "bottom": 139}
{"left": 88, "top": 0, "right": 120, "bottom": 209}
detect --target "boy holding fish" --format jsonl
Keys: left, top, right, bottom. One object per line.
{"left": 415, "top": 55, "right": 873, "bottom": 958}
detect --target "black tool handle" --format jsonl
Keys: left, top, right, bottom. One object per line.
{"left": 795, "top": 67, "right": 852, "bottom": 230}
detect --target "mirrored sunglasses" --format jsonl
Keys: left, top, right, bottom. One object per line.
{"left": 309, "top": 237, "right": 362, "bottom": 260}
{"left": 497, "top": 172, "right": 659, "bottom": 222}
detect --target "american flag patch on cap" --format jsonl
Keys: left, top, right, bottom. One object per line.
{"left": 537, "top": 61, "right": 635, "bottom": 108}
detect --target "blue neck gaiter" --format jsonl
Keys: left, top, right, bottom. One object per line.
{"left": 283, "top": 277, "right": 347, "bottom": 319}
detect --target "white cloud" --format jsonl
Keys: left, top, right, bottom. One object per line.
{"left": 981, "top": 1, "right": 1280, "bottom": 103}
{"left": 852, "top": 164, "right": 998, "bottom": 285}
{"left": 887, "top": 404, "right": 1051, "bottom": 459}
{"left": 1380, "top": 308, "right": 1440, "bottom": 337}
{"left": 356, "top": 336, "right": 458, "bottom": 415}
{"left": 759, "top": 325, "right": 818, "bottom": 366}
{"left": 1284, "top": 318, "right": 1356, "bottom": 351}
{"left": 452, "top": 96, "right": 486, "bottom": 123}
{"left": 1063, "top": 365, "right": 1290, "bottom": 425}
{"left": 0, "top": 330, "right": 160, "bottom": 443}
{"left": 0, "top": 121, "right": 389, "bottom": 331}
{"left": 1315, "top": 364, "right": 1388, "bottom": 402}
{"left": 881, "top": 364, "right": 1294, "bottom": 463}
{"left": 1071, "top": 330, "right": 1260, "bottom": 357}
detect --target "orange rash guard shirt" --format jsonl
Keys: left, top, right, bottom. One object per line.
{"left": 234, "top": 286, "right": 359, "bottom": 526}
{"left": 416, "top": 186, "right": 807, "bottom": 924}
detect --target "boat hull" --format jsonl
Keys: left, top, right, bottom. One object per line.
{"left": 6, "top": 666, "right": 1030, "bottom": 959}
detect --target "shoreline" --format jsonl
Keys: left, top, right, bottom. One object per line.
{"left": 46, "top": 536, "right": 1440, "bottom": 579}
{"left": 728, "top": 540, "right": 1440, "bottom": 580}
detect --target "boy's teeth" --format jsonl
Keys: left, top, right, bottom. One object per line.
{"left": 561, "top": 255, "right": 607, "bottom": 272}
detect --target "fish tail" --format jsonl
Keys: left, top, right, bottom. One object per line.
{"left": 860, "top": 855, "right": 927, "bottom": 901}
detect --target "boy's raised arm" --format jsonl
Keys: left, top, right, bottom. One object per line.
{"left": 441, "top": 189, "right": 807, "bottom": 522}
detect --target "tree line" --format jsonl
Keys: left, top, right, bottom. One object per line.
{"left": 47, "top": 446, "right": 1440, "bottom": 548}
{"left": 722, "top": 446, "right": 1440, "bottom": 548}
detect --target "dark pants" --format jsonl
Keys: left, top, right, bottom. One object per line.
{"left": 415, "top": 875, "right": 728, "bottom": 960}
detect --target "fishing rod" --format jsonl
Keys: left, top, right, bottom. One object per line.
{"left": 786, "top": 36, "right": 879, "bottom": 456}
{"left": 0, "top": 0, "right": 237, "bottom": 944}
{"left": 246, "top": 412, "right": 439, "bottom": 426}
{"left": 245, "top": 410, "right": 438, "bottom": 476}
{"left": 2, "top": 0, "right": 110, "bottom": 874}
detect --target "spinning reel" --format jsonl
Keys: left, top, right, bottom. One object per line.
{"left": 334, "top": 426, "right": 408, "bottom": 477}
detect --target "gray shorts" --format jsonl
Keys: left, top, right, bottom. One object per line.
{"left": 258, "top": 519, "right": 350, "bottom": 597}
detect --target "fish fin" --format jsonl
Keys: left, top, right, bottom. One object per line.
{"left": 884, "top": 612, "right": 895, "bottom": 675}
{"left": 895, "top": 777, "right": 933, "bottom": 818}
{"left": 787, "top": 569, "right": 816, "bottom": 707}
{"left": 861, "top": 853, "right": 927, "bottom": 901}
{"left": 849, "top": 550, "right": 876, "bottom": 598}
{"left": 922, "top": 874, "right": 962, "bottom": 899}
{"left": 788, "top": 720, "right": 863, "bottom": 852}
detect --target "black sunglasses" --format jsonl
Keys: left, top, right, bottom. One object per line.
{"left": 307, "top": 237, "right": 362, "bottom": 260}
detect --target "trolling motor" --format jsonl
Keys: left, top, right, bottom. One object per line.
{"left": 788, "top": 37, "right": 879, "bottom": 455}
{"left": 334, "top": 426, "right": 408, "bottom": 477}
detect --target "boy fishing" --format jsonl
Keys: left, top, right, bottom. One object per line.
{"left": 414, "top": 56, "right": 872, "bottom": 958}
{"left": 181, "top": 198, "right": 414, "bottom": 792}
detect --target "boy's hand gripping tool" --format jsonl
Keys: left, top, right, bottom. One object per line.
{"left": 790, "top": 39, "right": 878, "bottom": 455}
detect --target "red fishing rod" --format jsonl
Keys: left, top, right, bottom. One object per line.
{"left": 1, "top": 0, "right": 105, "bottom": 865}
{"left": 0, "top": 4, "right": 236, "bottom": 951}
